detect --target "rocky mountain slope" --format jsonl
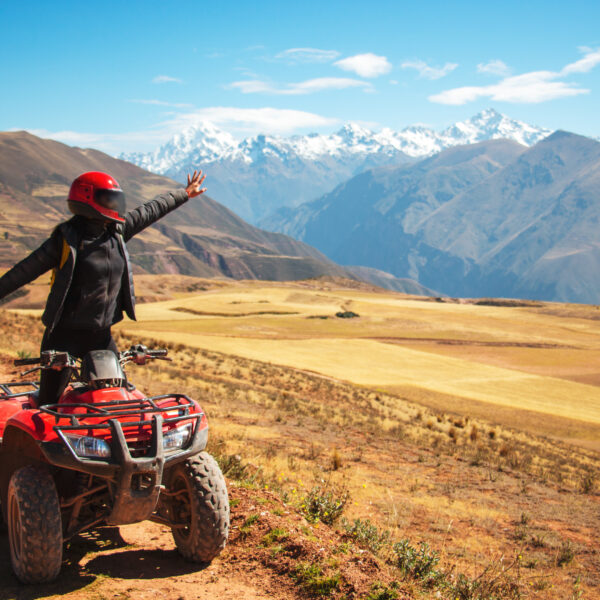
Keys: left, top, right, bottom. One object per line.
{"left": 121, "top": 109, "right": 552, "bottom": 223}
{"left": 263, "top": 133, "right": 600, "bottom": 304}
{"left": 0, "top": 131, "right": 431, "bottom": 295}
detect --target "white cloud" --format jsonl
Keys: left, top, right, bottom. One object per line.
{"left": 228, "top": 77, "right": 372, "bottom": 95}
{"left": 477, "top": 59, "right": 510, "bottom": 77}
{"left": 430, "top": 48, "right": 600, "bottom": 105}
{"left": 152, "top": 75, "right": 183, "bottom": 84}
{"left": 401, "top": 60, "right": 458, "bottom": 80}
{"left": 172, "top": 107, "right": 339, "bottom": 136}
{"left": 128, "top": 99, "right": 194, "bottom": 108}
{"left": 276, "top": 47, "right": 340, "bottom": 63}
{"left": 430, "top": 73, "right": 586, "bottom": 105}
{"left": 560, "top": 46, "right": 600, "bottom": 75}
{"left": 21, "top": 107, "right": 339, "bottom": 154}
{"left": 334, "top": 53, "right": 392, "bottom": 78}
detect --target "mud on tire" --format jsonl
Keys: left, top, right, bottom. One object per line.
{"left": 7, "top": 465, "right": 63, "bottom": 583}
{"left": 167, "top": 451, "right": 229, "bottom": 562}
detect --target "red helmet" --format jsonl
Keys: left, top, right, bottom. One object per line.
{"left": 68, "top": 171, "right": 126, "bottom": 223}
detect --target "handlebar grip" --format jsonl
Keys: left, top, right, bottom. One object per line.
{"left": 14, "top": 357, "right": 41, "bottom": 366}
{"left": 148, "top": 349, "right": 168, "bottom": 356}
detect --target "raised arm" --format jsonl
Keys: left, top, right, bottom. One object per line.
{"left": 0, "top": 233, "right": 61, "bottom": 302}
{"left": 123, "top": 170, "right": 207, "bottom": 242}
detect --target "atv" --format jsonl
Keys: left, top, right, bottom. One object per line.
{"left": 0, "top": 344, "right": 230, "bottom": 584}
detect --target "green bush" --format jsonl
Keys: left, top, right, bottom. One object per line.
{"left": 300, "top": 484, "right": 349, "bottom": 525}
{"left": 392, "top": 539, "right": 443, "bottom": 587}
{"left": 262, "top": 527, "right": 289, "bottom": 546}
{"left": 341, "top": 517, "right": 391, "bottom": 554}
{"left": 366, "top": 581, "right": 400, "bottom": 599}
{"left": 292, "top": 562, "right": 340, "bottom": 596}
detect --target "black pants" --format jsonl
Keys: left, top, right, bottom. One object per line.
{"left": 38, "top": 326, "right": 118, "bottom": 405}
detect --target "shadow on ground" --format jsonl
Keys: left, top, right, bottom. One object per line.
{"left": 84, "top": 548, "right": 208, "bottom": 579}
{"left": 0, "top": 526, "right": 202, "bottom": 600}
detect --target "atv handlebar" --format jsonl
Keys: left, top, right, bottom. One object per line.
{"left": 149, "top": 349, "right": 168, "bottom": 357}
{"left": 119, "top": 345, "right": 171, "bottom": 366}
{"left": 14, "top": 356, "right": 42, "bottom": 366}
{"left": 13, "top": 345, "right": 170, "bottom": 373}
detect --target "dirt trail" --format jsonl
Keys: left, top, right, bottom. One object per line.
{"left": 0, "top": 477, "right": 400, "bottom": 600}
{"left": 0, "top": 475, "right": 263, "bottom": 599}
{"left": 0, "top": 359, "right": 385, "bottom": 600}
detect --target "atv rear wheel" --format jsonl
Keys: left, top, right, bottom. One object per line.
{"left": 167, "top": 452, "right": 229, "bottom": 562}
{"left": 7, "top": 465, "right": 63, "bottom": 583}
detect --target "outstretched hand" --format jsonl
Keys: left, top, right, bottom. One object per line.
{"left": 185, "top": 170, "right": 207, "bottom": 199}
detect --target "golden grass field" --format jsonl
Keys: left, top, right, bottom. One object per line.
{"left": 9, "top": 276, "right": 600, "bottom": 449}
{"left": 110, "top": 279, "right": 600, "bottom": 450}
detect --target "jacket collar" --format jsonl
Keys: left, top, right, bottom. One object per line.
{"left": 71, "top": 215, "right": 112, "bottom": 239}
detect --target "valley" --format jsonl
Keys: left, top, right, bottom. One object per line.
{"left": 7, "top": 276, "right": 600, "bottom": 449}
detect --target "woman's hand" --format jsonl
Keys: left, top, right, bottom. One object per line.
{"left": 185, "top": 170, "right": 207, "bottom": 198}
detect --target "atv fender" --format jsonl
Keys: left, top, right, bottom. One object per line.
{"left": 0, "top": 427, "right": 47, "bottom": 522}
{"left": 2, "top": 410, "right": 61, "bottom": 443}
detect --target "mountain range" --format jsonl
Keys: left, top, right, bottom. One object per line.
{"left": 121, "top": 109, "right": 553, "bottom": 223}
{"left": 263, "top": 131, "right": 600, "bottom": 304}
{"left": 0, "top": 131, "right": 432, "bottom": 296}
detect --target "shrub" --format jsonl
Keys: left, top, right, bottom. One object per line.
{"left": 215, "top": 453, "right": 264, "bottom": 486}
{"left": 293, "top": 562, "right": 340, "bottom": 596}
{"left": 469, "top": 425, "right": 479, "bottom": 442}
{"left": 530, "top": 532, "right": 546, "bottom": 548}
{"left": 392, "top": 539, "right": 443, "bottom": 587}
{"left": 300, "top": 484, "right": 349, "bottom": 525}
{"left": 366, "top": 581, "right": 400, "bottom": 600}
{"left": 262, "top": 527, "right": 289, "bottom": 546}
{"left": 450, "top": 570, "right": 520, "bottom": 600}
{"left": 580, "top": 470, "right": 596, "bottom": 494}
{"left": 331, "top": 447, "right": 342, "bottom": 470}
{"left": 335, "top": 311, "right": 359, "bottom": 319}
{"left": 557, "top": 540, "right": 575, "bottom": 566}
{"left": 341, "top": 518, "right": 391, "bottom": 554}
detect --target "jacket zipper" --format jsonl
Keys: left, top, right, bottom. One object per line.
{"left": 104, "top": 236, "right": 111, "bottom": 327}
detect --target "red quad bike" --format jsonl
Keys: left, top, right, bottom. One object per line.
{"left": 0, "top": 345, "right": 230, "bottom": 584}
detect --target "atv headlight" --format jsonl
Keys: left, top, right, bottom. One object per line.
{"left": 163, "top": 423, "right": 193, "bottom": 451}
{"left": 66, "top": 435, "right": 111, "bottom": 459}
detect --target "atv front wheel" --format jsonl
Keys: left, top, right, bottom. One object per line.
{"left": 7, "top": 465, "right": 63, "bottom": 583}
{"left": 167, "top": 452, "right": 229, "bottom": 562}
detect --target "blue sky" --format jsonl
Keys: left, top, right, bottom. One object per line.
{"left": 1, "top": 0, "right": 599, "bottom": 154}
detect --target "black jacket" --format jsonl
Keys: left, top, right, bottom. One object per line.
{"left": 57, "top": 217, "right": 127, "bottom": 330}
{"left": 0, "top": 189, "right": 189, "bottom": 332}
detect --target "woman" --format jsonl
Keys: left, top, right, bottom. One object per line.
{"left": 0, "top": 168, "right": 207, "bottom": 404}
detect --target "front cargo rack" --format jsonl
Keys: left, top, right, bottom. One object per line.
{"left": 39, "top": 393, "right": 202, "bottom": 431}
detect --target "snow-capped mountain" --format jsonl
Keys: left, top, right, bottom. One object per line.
{"left": 263, "top": 132, "right": 600, "bottom": 304}
{"left": 438, "top": 109, "right": 553, "bottom": 147}
{"left": 124, "top": 121, "right": 238, "bottom": 173}
{"left": 120, "top": 109, "right": 553, "bottom": 223}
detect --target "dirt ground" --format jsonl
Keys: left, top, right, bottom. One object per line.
{"left": 0, "top": 484, "right": 406, "bottom": 600}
